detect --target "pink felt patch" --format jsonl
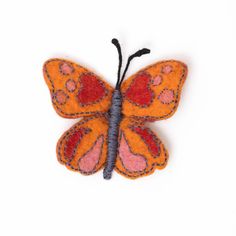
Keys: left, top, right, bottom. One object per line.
{"left": 60, "top": 62, "right": 74, "bottom": 75}
{"left": 66, "top": 79, "right": 76, "bottom": 92}
{"left": 119, "top": 133, "right": 147, "bottom": 172}
{"left": 162, "top": 65, "right": 173, "bottom": 74}
{"left": 152, "top": 75, "right": 162, "bottom": 86}
{"left": 158, "top": 89, "right": 175, "bottom": 104}
{"left": 54, "top": 90, "right": 68, "bottom": 105}
{"left": 78, "top": 136, "right": 104, "bottom": 173}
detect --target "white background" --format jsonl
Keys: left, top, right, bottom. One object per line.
{"left": 0, "top": 0, "right": 235, "bottom": 235}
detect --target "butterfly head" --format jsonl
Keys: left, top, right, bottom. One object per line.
{"left": 111, "top": 38, "right": 151, "bottom": 90}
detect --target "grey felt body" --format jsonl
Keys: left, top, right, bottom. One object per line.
{"left": 103, "top": 90, "right": 122, "bottom": 179}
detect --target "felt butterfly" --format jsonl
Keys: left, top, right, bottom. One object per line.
{"left": 43, "top": 38, "right": 187, "bottom": 180}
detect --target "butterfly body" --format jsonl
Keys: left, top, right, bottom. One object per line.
{"left": 43, "top": 39, "right": 187, "bottom": 179}
{"left": 104, "top": 89, "right": 122, "bottom": 179}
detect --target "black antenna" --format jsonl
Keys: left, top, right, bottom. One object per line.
{"left": 111, "top": 38, "right": 151, "bottom": 89}
{"left": 118, "top": 48, "right": 150, "bottom": 88}
{"left": 111, "top": 38, "right": 123, "bottom": 89}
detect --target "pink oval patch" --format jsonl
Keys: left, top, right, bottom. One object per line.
{"left": 162, "top": 65, "right": 173, "bottom": 74}
{"left": 158, "top": 89, "right": 175, "bottom": 104}
{"left": 66, "top": 79, "right": 76, "bottom": 92}
{"left": 119, "top": 133, "right": 147, "bottom": 172}
{"left": 54, "top": 90, "right": 68, "bottom": 105}
{"left": 60, "top": 62, "right": 74, "bottom": 75}
{"left": 78, "top": 136, "right": 104, "bottom": 173}
{"left": 152, "top": 75, "right": 162, "bottom": 86}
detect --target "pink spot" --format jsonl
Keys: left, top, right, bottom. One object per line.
{"left": 54, "top": 90, "right": 68, "bottom": 105}
{"left": 66, "top": 79, "right": 76, "bottom": 92}
{"left": 158, "top": 89, "right": 175, "bottom": 104}
{"left": 162, "top": 65, "right": 173, "bottom": 74}
{"left": 152, "top": 75, "right": 162, "bottom": 86}
{"left": 60, "top": 62, "right": 74, "bottom": 75}
{"left": 119, "top": 133, "right": 147, "bottom": 172}
{"left": 78, "top": 136, "right": 104, "bottom": 173}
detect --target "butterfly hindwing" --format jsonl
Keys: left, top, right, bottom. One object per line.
{"left": 57, "top": 115, "right": 108, "bottom": 175}
{"left": 43, "top": 59, "right": 114, "bottom": 118}
{"left": 121, "top": 60, "right": 187, "bottom": 121}
{"left": 115, "top": 118, "right": 168, "bottom": 179}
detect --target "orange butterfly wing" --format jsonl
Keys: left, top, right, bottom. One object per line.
{"left": 115, "top": 118, "right": 168, "bottom": 179}
{"left": 57, "top": 115, "right": 108, "bottom": 174}
{"left": 121, "top": 60, "right": 187, "bottom": 121}
{"left": 43, "top": 59, "right": 113, "bottom": 118}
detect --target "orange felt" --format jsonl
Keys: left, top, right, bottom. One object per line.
{"left": 57, "top": 115, "right": 108, "bottom": 175}
{"left": 121, "top": 60, "right": 187, "bottom": 121}
{"left": 43, "top": 59, "right": 113, "bottom": 118}
{"left": 114, "top": 117, "right": 168, "bottom": 179}
{"left": 44, "top": 57, "right": 187, "bottom": 179}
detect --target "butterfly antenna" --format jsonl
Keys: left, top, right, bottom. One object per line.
{"left": 118, "top": 48, "right": 151, "bottom": 88}
{"left": 111, "top": 38, "right": 123, "bottom": 89}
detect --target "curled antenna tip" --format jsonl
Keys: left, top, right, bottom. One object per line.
{"left": 112, "top": 38, "right": 119, "bottom": 44}
{"left": 134, "top": 48, "right": 151, "bottom": 57}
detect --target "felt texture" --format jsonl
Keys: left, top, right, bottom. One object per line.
{"left": 44, "top": 58, "right": 187, "bottom": 179}
{"left": 121, "top": 60, "right": 187, "bottom": 120}
{"left": 43, "top": 59, "right": 113, "bottom": 118}
{"left": 114, "top": 117, "right": 168, "bottom": 179}
{"left": 57, "top": 115, "right": 108, "bottom": 175}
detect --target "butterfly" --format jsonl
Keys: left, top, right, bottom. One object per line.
{"left": 43, "top": 38, "right": 187, "bottom": 180}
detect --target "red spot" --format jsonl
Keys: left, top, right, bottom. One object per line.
{"left": 64, "top": 128, "right": 90, "bottom": 161}
{"left": 78, "top": 73, "right": 106, "bottom": 105}
{"left": 125, "top": 73, "right": 153, "bottom": 107}
{"left": 132, "top": 127, "right": 160, "bottom": 157}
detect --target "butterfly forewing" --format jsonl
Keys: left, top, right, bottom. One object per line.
{"left": 43, "top": 59, "right": 114, "bottom": 118}
{"left": 121, "top": 60, "right": 187, "bottom": 121}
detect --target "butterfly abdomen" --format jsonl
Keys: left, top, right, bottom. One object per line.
{"left": 103, "top": 89, "right": 122, "bottom": 179}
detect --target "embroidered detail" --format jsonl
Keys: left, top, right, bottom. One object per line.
{"left": 59, "top": 62, "right": 74, "bottom": 75}
{"left": 124, "top": 72, "right": 154, "bottom": 107}
{"left": 152, "top": 75, "right": 162, "bottom": 86}
{"left": 65, "top": 79, "right": 76, "bottom": 92}
{"left": 158, "top": 89, "right": 175, "bottom": 104}
{"left": 130, "top": 126, "right": 161, "bottom": 158}
{"left": 64, "top": 127, "right": 91, "bottom": 161}
{"left": 118, "top": 132, "right": 147, "bottom": 172}
{"left": 54, "top": 90, "right": 69, "bottom": 105}
{"left": 77, "top": 73, "right": 108, "bottom": 106}
{"left": 161, "top": 65, "right": 173, "bottom": 74}
{"left": 78, "top": 136, "right": 104, "bottom": 173}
